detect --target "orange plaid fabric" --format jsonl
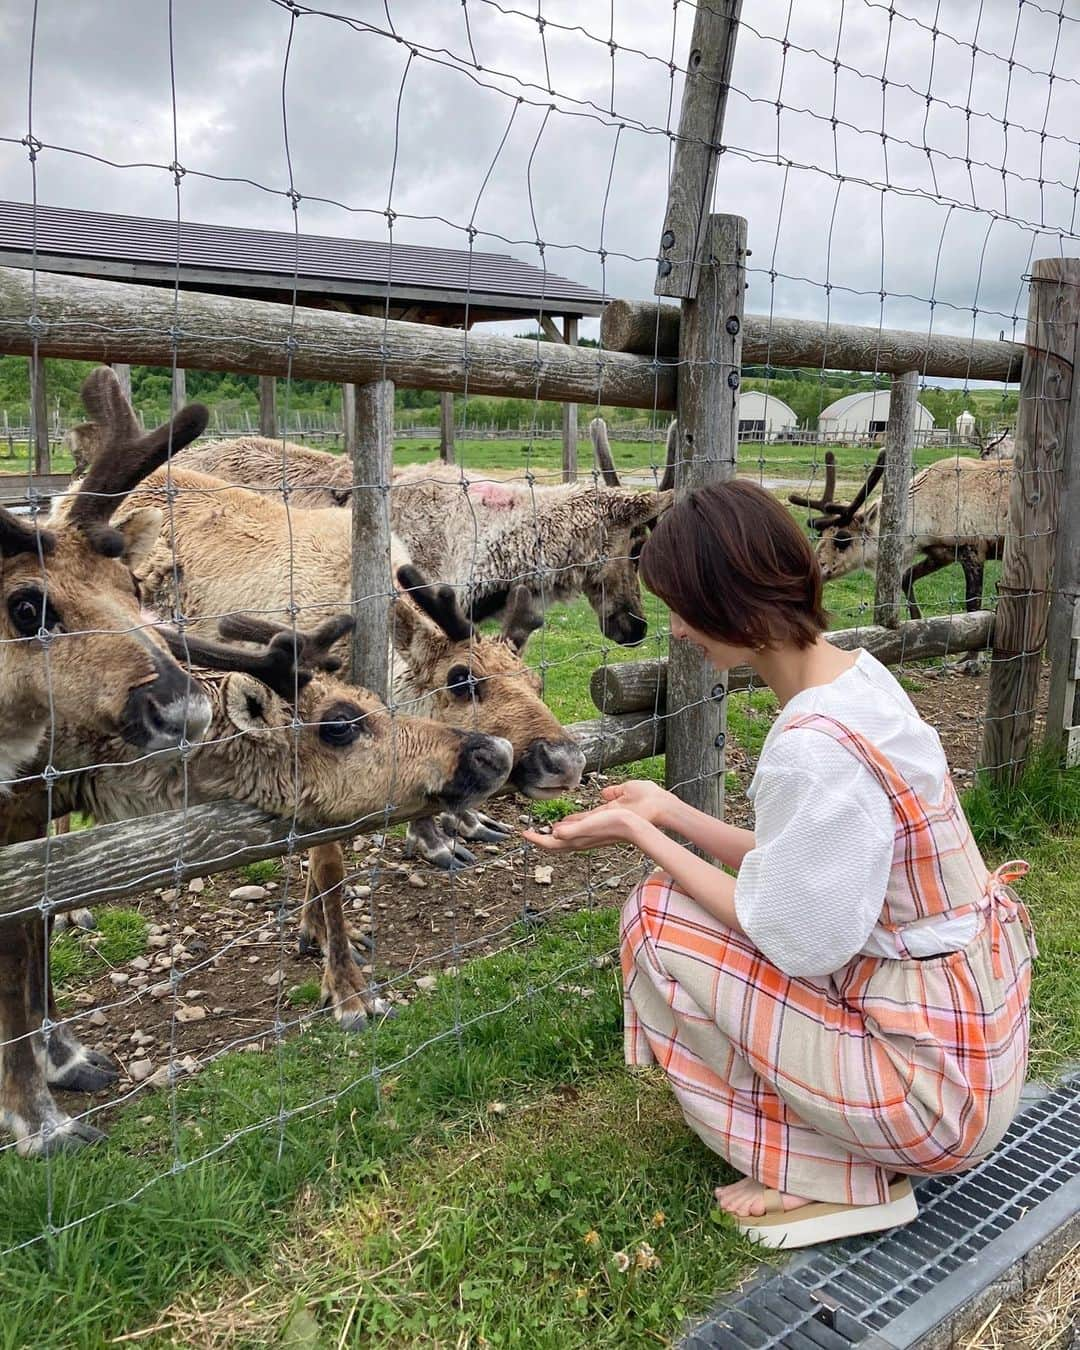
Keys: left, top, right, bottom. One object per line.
{"left": 621, "top": 715, "right": 1036, "bottom": 1206}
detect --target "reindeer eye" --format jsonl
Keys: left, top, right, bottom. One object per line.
{"left": 318, "top": 701, "right": 368, "bottom": 747}
{"left": 8, "top": 588, "right": 59, "bottom": 637}
{"left": 447, "top": 663, "right": 481, "bottom": 700}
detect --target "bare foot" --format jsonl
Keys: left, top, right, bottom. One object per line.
{"left": 714, "top": 1176, "right": 813, "bottom": 1217}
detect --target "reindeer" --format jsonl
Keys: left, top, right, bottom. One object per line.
{"left": 160, "top": 431, "right": 673, "bottom": 647}
{"left": 1, "top": 612, "right": 514, "bottom": 1158}
{"left": 790, "top": 450, "right": 1011, "bottom": 619}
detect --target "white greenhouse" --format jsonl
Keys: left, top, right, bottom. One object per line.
{"left": 737, "top": 391, "right": 798, "bottom": 440}
{"left": 817, "top": 390, "right": 935, "bottom": 443}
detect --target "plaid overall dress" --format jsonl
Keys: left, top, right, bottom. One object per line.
{"left": 621, "top": 713, "right": 1037, "bottom": 1206}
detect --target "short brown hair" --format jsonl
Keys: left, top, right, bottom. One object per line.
{"left": 640, "top": 480, "right": 827, "bottom": 650}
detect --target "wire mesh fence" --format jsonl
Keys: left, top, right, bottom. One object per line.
{"left": 0, "top": 0, "right": 1075, "bottom": 1332}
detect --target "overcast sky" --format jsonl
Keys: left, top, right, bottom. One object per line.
{"left": 2, "top": 0, "right": 1079, "bottom": 381}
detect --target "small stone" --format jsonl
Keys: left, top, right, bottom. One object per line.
{"left": 482, "top": 845, "right": 500, "bottom": 854}
{"left": 88, "top": 1009, "right": 107, "bottom": 1027}
{"left": 182, "top": 925, "right": 197, "bottom": 937}
{"left": 147, "top": 936, "right": 169, "bottom": 950}
{"left": 130, "top": 976, "right": 149, "bottom": 989}
{"left": 229, "top": 885, "right": 269, "bottom": 902}
{"left": 352, "top": 884, "right": 372, "bottom": 901}
{"left": 247, "top": 955, "right": 260, "bottom": 965}
{"left": 128, "top": 1058, "right": 154, "bottom": 1083}
{"left": 415, "top": 975, "right": 438, "bottom": 993}
{"left": 263, "top": 970, "right": 285, "bottom": 986}
{"left": 108, "top": 972, "right": 130, "bottom": 987}
{"left": 73, "top": 992, "right": 96, "bottom": 1007}
{"left": 511, "top": 884, "right": 522, "bottom": 895}
{"left": 444, "top": 965, "right": 459, "bottom": 977}
{"left": 604, "top": 875, "right": 622, "bottom": 889}
{"left": 147, "top": 924, "right": 164, "bottom": 936}
{"left": 187, "top": 878, "right": 205, "bottom": 895}
{"left": 150, "top": 983, "right": 171, "bottom": 999}
{"left": 473, "top": 909, "right": 490, "bottom": 920}
{"left": 130, "top": 1030, "right": 156, "bottom": 1046}
{"left": 138, "top": 1115, "right": 155, "bottom": 1125}
{"left": 533, "top": 866, "right": 554, "bottom": 885}
{"left": 175, "top": 1004, "right": 207, "bottom": 1023}
{"left": 160, "top": 890, "right": 178, "bottom": 904}
{"left": 407, "top": 872, "right": 427, "bottom": 889}
{"left": 129, "top": 956, "right": 150, "bottom": 972}
{"left": 185, "top": 989, "right": 206, "bottom": 999}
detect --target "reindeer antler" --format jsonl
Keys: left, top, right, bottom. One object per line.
{"left": 395, "top": 564, "right": 474, "bottom": 643}
{"left": 790, "top": 450, "right": 886, "bottom": 531}
{"left": 589, "top": 417, "right": 620, "bottom": 487}
{"left": 66, "top": 367, "right": 209, "bottom": 555}
{"left": 788, "top": 452, "right": 838, "bottom": 513}
{"left": 159, "top": 613, "right": 354, "bottom": 701}
{"left": 658, "top": 420, "right": 679, "bottom": 493}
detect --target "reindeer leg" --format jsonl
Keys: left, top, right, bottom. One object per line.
{"left": 960, "top": 548, "right": 985, "bottom": 613}
{"left": 902, "top": 553, "right": 950, "bottom": 621}
{"left": 0, "top": 919, "right": 105, "bottom": 1157}
{"left": 404, "top": 816, "right": 476, "bottom": 870}
{"left": 300, "top": 847, "right": 372, "bottom": 963}
{"left": 42, "top": 920, "right": 117, "bottom": 1093}
{"left": 311, "top": 845, "right": 391, "bottom": 1033}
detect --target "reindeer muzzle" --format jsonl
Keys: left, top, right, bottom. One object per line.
{"left": 438, "top": 731, "right": 513, "bottom": 809}
{"left": 120, "top": 653, "right": 212, "bottom": 751}
{"left": 603, "top": 608, "right": 648, "bottom": 647}
{"left": 511, "top": 737, "right": 587, "bottom": 798}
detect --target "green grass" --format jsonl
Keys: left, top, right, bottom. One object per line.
{"left": 528, "top": 797, "right": 579, "bottom": 824}
{"left": 964, "top": 749, "right": 1080, "bottom": 852}
{"left": 239, "top": 859, "right": 282, "bottom": 886}
{"left": 0, "top": 910, "right": 763, "bottom": 1349}
{"left": 49, "top": 907, "right": 148, "bottom": 992}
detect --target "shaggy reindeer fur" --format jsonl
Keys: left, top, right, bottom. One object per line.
{"left": 164, "top": 435, "right": 671, "bottom": 646}
{"left": 812, "top": 456, "right": 1012, "bottom": 618}
{"left": 1, "top": 618, "right": 513, "bottom": 1159}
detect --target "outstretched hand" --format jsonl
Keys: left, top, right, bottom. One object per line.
{"left": 597, "top": 779, "right": 673, "bottom": 827}
{"left": 521, "top": 802, "right": 645, "bottom": 854}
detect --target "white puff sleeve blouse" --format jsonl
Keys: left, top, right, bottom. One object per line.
{"left": 732, "top": 651, "right": 978, "bottom": 979}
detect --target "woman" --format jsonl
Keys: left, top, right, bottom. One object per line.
{"left": 524, "top": 480, "right": 1035, "bottom": 1249}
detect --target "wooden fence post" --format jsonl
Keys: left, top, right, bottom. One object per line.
{"left": 562, "top": 316, "right": 579, "bottom": 482}
{"left": 111, "top": 363, "right": 133, "bottom": 402}
{"left": 663, "top": 214, "right": 746, "bottom": 817}
{"left": 28, "top": 353, "right": 50, "bottom": 475}
{"left": 874, "top": 370, "right": 918, "bottom": 628}
{"left": 171, "top": 366, "right": 186, "bottom": 415}
{"left": 349, "top": 380, "right": 395, "bottom": 698}
{"left": 342, "top": 384, "right": 357, "bottom": 456}
{"left": 980, "top": 258, "right": 1080, "bottom": 783}
{"left": 439, "top": 390, "right": 455, "bottom": 464}
{"left": 258, "top": 375, "right": 277, "bottom": 438}
{"left": 1045, "top": 284, "right": 1080, "bottom": 765}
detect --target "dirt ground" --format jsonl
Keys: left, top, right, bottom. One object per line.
{"left": 58, "top": 662, "right": 994, "bottom": 1114}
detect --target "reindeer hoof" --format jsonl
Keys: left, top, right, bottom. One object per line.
{"left": 18, "top": 1115, "right": 107, "bottom": 1158}
{"left": 298, "top": 932, "right": 322, "bottom": 960}
{"left": 334, "top": 1006, "right": 369, "bottom": 1034}
{"left": 50, "top": 1048, "right": 119, "bottom": 1093}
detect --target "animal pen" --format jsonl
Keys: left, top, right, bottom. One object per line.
{"left": 0, "top": 1, "right": 1078, "bottom": 1342}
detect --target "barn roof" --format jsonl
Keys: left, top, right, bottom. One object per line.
{"left": 739, "top": 390, "right": 797, "bottom": 418}
{"left": 0, "top": 200, "right": 606, "bottom": 325}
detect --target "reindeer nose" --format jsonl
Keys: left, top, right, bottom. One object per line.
{"left": 512, "top": 737, "right": 586, "bottom": 797}
{"left": 442, "top": 732, "right": 513, "bottom": 806}
{"left": 121, "top": 655, "right": 212, "bottom": 751}
{"left": 605, "top": 610, "right": 648, "bottom": 647}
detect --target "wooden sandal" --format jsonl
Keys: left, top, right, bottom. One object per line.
{"left": 736, "top": 1177, "right": 918, "bottom": 1249}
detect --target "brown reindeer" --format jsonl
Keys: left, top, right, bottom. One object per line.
{"left": 0, "top": 369, "right": 231, "bottom": 1158}
{"left": 91, "top": 458, "right": 586, "bottom": 869}
{"left": 2, "top": 612, "right": 513, "bottom": 1158}
{"left": 159, "top": 432, "right": 672, "bottom": 646}
{"left": 789, "top": 451, "right": 1010, "bottom": 619}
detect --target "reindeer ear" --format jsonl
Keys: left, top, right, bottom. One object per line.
{"left": 113, "top": 506, "right": 163, "bottom": 571}
{"left": 500, "top": 584, "right": 543, "bottom": 654}
{"left": 222, "top": 673, "right": 285, "bottom": 735}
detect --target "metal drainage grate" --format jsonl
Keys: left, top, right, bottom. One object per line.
{"left": 683, "top": 1072, "right": 1080, "bottom": 1350}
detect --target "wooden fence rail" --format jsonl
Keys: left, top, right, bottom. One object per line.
{"left": 590, "top": 610, "right": 996, "bottom": 716}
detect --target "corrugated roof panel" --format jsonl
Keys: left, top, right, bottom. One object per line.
{"left": 0, "top": 200, "right": 605, "bottom": 310}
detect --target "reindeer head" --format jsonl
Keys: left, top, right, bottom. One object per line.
{"left": 393, "top": 565, "right": 585, "bottom": 798}
{"left": 788, "top": 451, "right": 885, "bottom": 581}
{"left": 161, "top": 614, "right": 513, "bottom": 823}
{"left": 1, "top": 368, "right": 212, "bottom": 786}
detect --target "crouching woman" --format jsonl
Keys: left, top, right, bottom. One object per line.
{"left": 524, "top": 480, "right": 1035, "bottom": 1249}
